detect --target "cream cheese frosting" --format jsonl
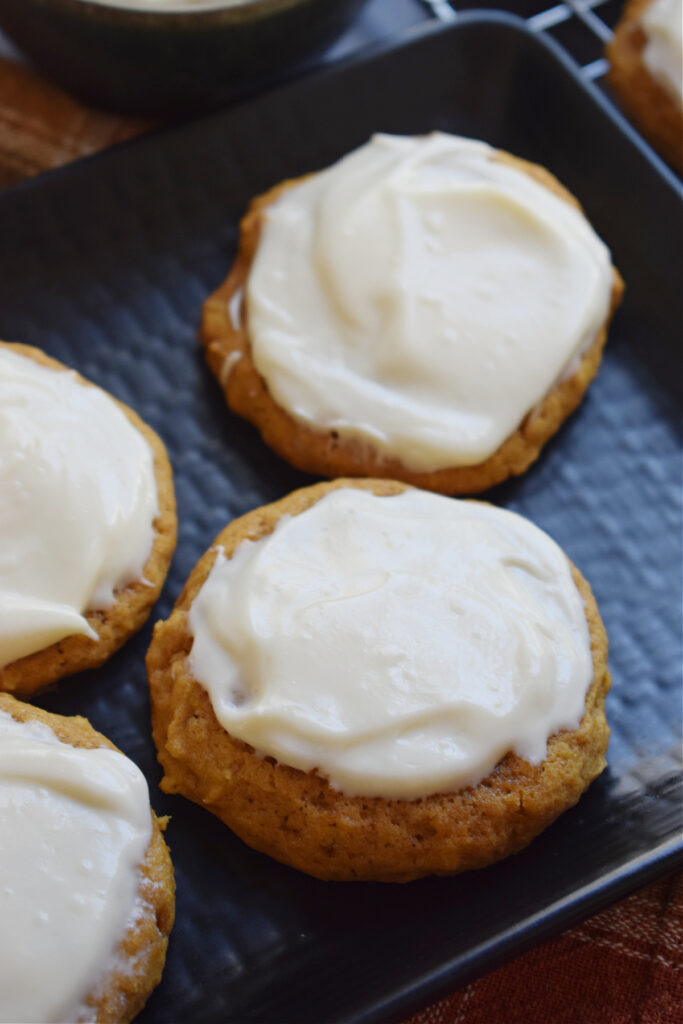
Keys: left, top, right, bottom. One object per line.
{"left": 245, "top": 132, "right": 614, "bottom": 472}
{"left": 642, "top": 0, "right": 683, "bottom": 106}
{"left": 188, "top": 488, "right": 594, "bottom": 800}
{"left": 0, "top": 347, "right": 159, "bottom": 669}
{"left": 0, "top": 710, "right": 152, "bottom": 1024}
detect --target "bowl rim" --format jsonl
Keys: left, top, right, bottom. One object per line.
{"left": 71, "top": 0, "right": 297, "bottom": 17}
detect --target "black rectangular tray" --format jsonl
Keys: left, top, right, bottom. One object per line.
{"left": 0, "top": 13, "right": 681, "bottom": 1024}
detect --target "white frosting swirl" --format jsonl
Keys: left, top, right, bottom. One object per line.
{"left": 0, "top": 710, "right": 152, "bottom": 1024}
{"left": 642, "top": 0, "right": 683, "bottom": 107}
{"left": 0, "top": 347, "right": 159, "bottom": 669}
{"left": 245, "top": 133, "right": 613, "bottom": 471}
{"left": 188, "top": 489, "right": 594, "bottom": 799}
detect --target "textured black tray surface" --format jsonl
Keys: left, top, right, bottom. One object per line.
{"left": 1, "top": 13, "right": 681, "bottom": 1024}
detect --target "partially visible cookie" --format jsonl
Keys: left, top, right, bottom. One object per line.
{"left": 0, "top": 342, "right": 177, "bottom": 696}
{"left": 148, "top": 478, "right": 610, "bottom": 882}
{"left": 0, "top": 693, "right": 175, "bottom": 1024}
{"left": 607, "top": 0, "right": 683, "bottom": 171}
{"left": 202, "top": 133, "right": 624, "bottom": 494}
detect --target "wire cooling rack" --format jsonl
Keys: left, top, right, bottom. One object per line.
{"left": 422, "top": 0, "right": 621, "bottom": 81}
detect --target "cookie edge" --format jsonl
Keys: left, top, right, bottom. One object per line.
{"left": 606, "top": 0, "right": 683, "bottom": 173}
{"left": 200, "top": 150, "right": 624, "bottom": 494}
{"left": 147, "top": 478, "right": 610, "bottom": 882}
{"left": 0, "top": 691, "right": 175, "bottom": 1024}
{"left": 0, "top": 341, "right": 178, "bottom": 697}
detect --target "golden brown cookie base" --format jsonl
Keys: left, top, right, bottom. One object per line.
{"left": 0, "top": 693, "right": 175, "bottom": 1024}
{"left": 607, "top": 0, "right": 683, "bottom": 173}
{"left": 0, "top": 341, "right": 177, "bottom": 697}
{"left": 201, "top": 153, "right": 624, "bottom": 495}
{"left": 147, "top": 478, "right": 611, "bottom": 883}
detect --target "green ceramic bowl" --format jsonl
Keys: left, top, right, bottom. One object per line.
{"left": 0, "top": 0, "right": 368, "bottom": 112}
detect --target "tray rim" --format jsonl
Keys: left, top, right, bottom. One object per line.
{"left": 3, "top": 11, "right": 682, "bottom": 205}
{"left": 358, "top": 837, "right": 683, "bottom": 1023}
{"left": 0, "top": 11, "right": 681, "bottom": 1024}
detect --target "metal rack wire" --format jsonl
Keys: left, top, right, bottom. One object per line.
{"left": 421, "top": 0, "right": 620, "bottom": 81}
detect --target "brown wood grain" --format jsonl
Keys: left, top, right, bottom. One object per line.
{"left": 0, "top": 54, "right": 152, "bottom": 188}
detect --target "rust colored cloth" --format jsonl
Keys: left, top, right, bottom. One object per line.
{"left": 408, "top": 872, "right": 683, "bottom": 1024}
{"left": 0, "top": 48, "right": 681, "bottom": 1024}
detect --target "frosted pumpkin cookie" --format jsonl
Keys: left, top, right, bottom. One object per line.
{"left": 0, "top": 342, "right": 177, "bottom": 696}
{"left": 0, "top": 693, "right": 175, "bottom": 1023}
{"left": 607, "top": 0, "right": 683, "bottom": 172}
{"left": 147, "top": 478, "right": 610, "bottom": 882}
{"left": 202, "top": 133, "right": 624, "bottom": 494}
